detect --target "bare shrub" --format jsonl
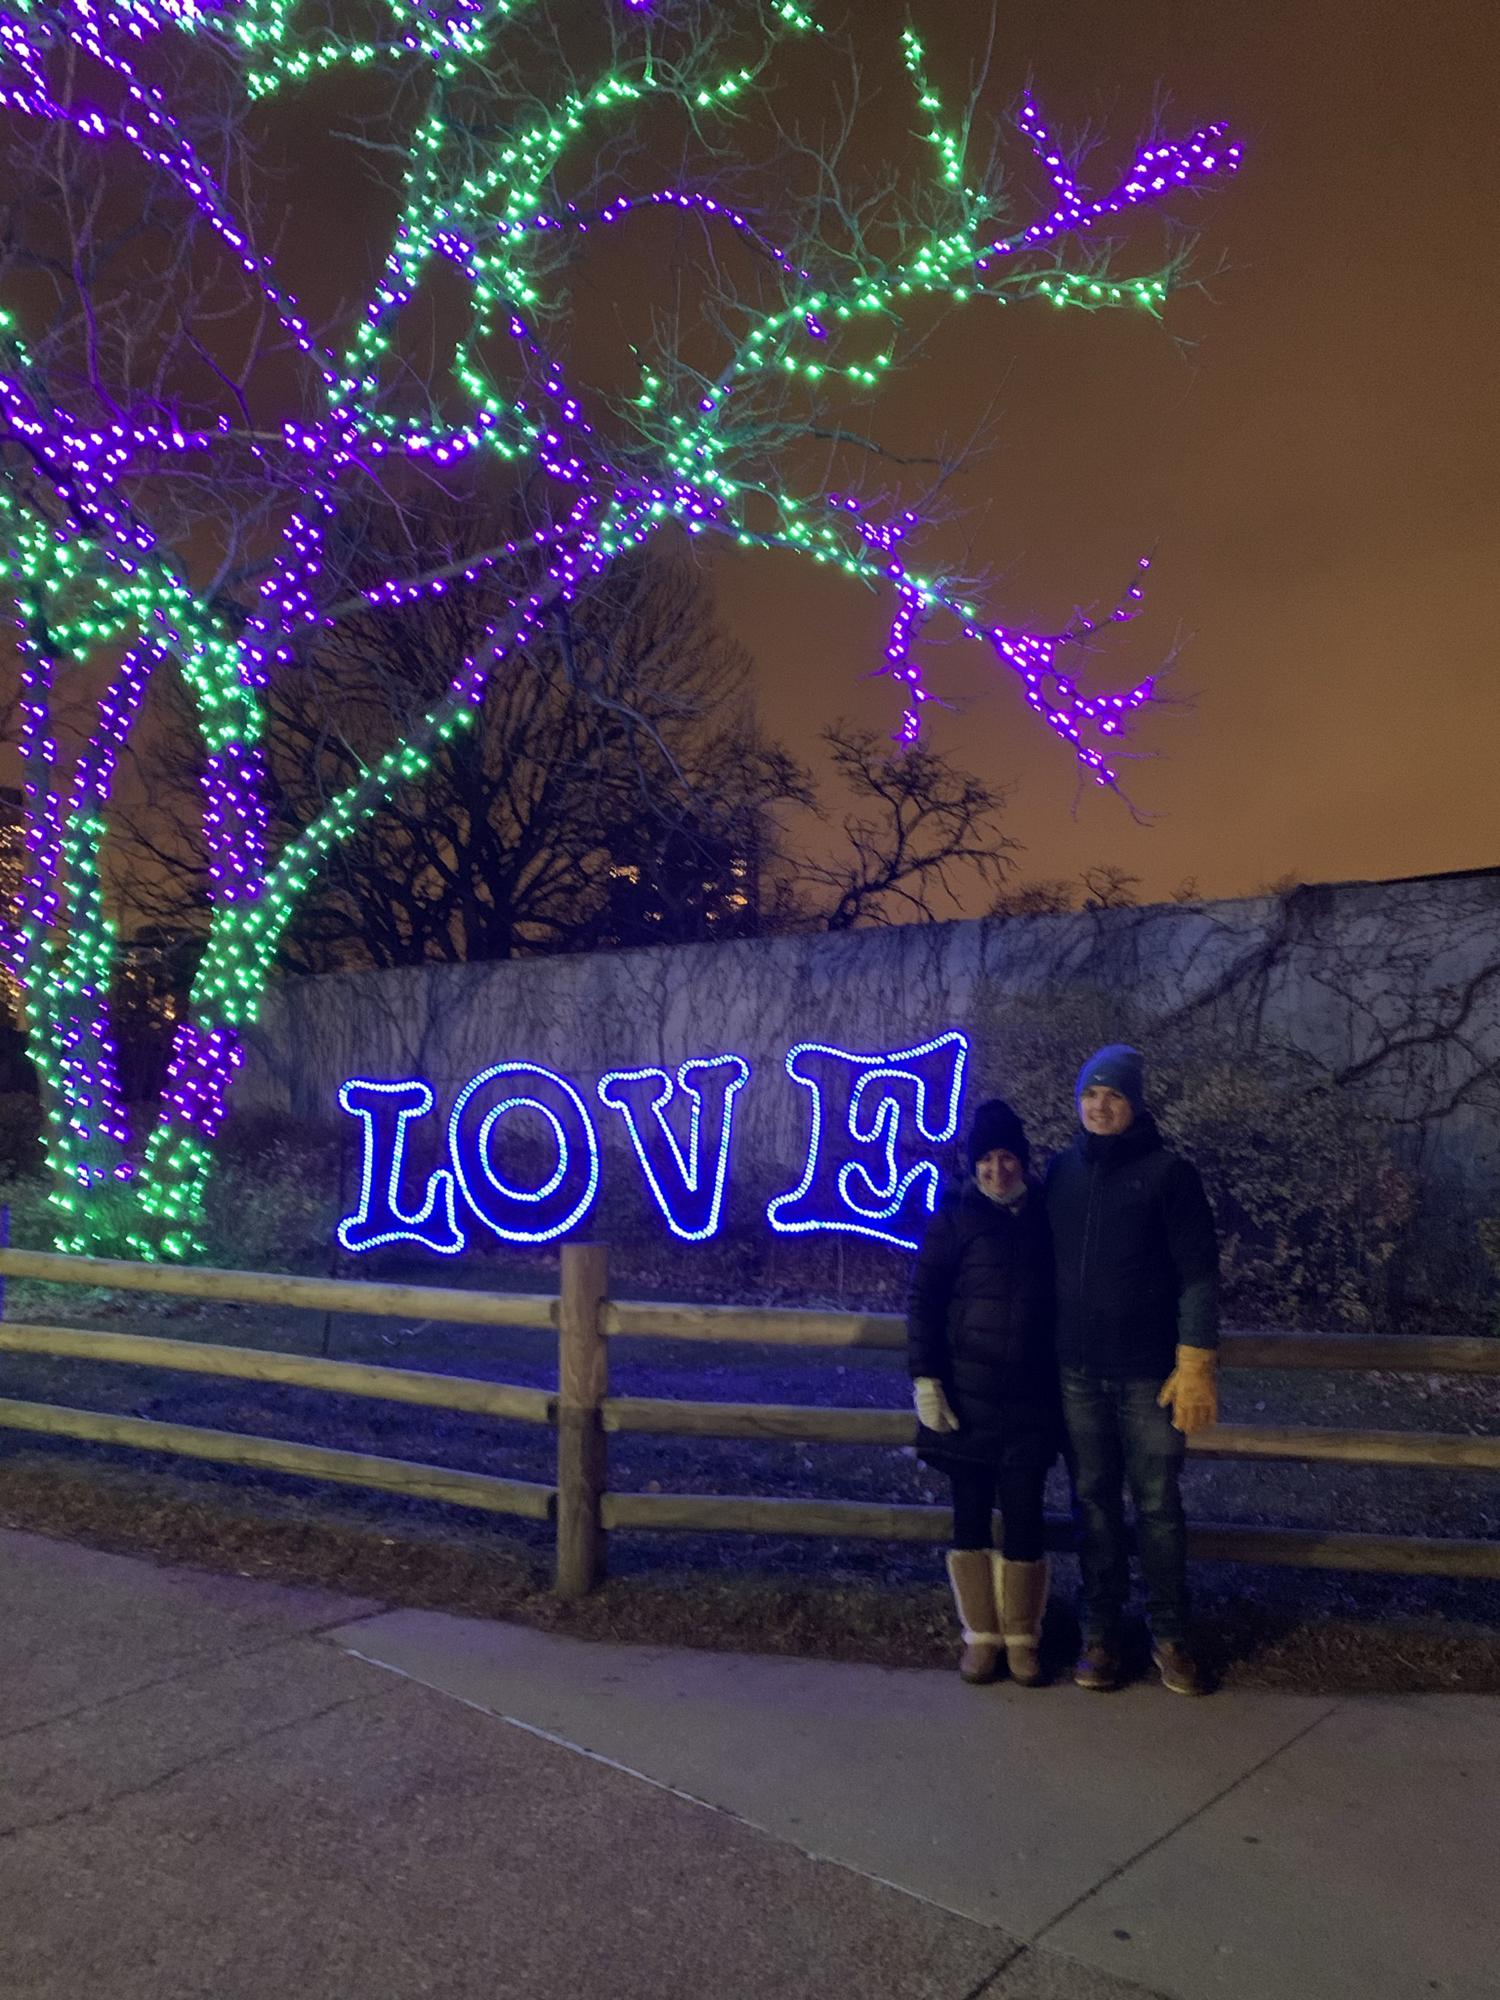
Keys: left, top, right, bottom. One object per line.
{"left": 972, "top": 990, "right": 1416, "bottom": 1331}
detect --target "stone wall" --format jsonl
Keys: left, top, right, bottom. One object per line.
{"left": 239, "top": 869, "right": 1500, "bottom": 1305}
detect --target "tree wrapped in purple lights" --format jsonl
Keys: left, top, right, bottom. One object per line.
{"left": 0, "top": 0, "right": 1240, "bottom": 1256}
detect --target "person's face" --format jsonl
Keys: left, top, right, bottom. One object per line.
{"left": 975, "top": 1147, "right": 1025, "bottom": 1201}
{"left": 1079, "top": 1084, "right": 1135, "bottom": 1136}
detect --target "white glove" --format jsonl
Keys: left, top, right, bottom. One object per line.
{"left": 914, "top": 1377, "right": 960, "bottom": 1433}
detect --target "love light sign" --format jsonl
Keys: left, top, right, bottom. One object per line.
{"left": 336, "top": 1032, "right": 970, "bottom": 1258}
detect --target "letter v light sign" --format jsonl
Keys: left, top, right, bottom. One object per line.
{"left": 597, "top": 1054, "right": 751, "bottom": 1241}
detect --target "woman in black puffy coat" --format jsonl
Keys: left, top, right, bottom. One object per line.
{"left": 908, "top": 1098, "right": 1061, "bottom": 1686}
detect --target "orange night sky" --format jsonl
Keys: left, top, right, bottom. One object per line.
{"left": 706, "top": 0, "right": 1500, "bottom": 905}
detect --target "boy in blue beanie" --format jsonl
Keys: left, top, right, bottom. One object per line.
{"left": 1045, "top": 1044, "right": 1220, "bottom": 1695}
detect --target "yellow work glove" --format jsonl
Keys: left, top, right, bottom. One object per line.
{"left": 1157, "top": 1344, "right": 1219, "bottom": 1434}
{"left": 914, "top": 1377, "right": 960, "bottom": 1433}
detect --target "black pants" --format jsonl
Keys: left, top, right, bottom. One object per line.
{"left": 948, "top": 1462, "right": 1048, "bottom": 1560}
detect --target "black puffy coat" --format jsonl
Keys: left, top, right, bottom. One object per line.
{"left": 1044, "top": 1114, "right": 1219, "bottom": 1379}
{"left": 906, "top": 1181, "right": 1061, "bottom": 1474}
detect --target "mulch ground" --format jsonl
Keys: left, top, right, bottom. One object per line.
{"left": 2, "top": 1448, "right": 1497, "bottom": 1696}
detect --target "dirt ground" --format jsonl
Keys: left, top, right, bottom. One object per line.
{"left": 1, "top": 1273, "right": 1497, "bottom": 1695}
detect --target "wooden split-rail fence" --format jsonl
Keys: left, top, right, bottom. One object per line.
{"left": 0, "top": 1240, "right": 1496, "bottom": 1597}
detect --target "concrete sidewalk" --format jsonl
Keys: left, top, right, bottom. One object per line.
{"left": 2, "top": 1529, "right": 1495, "bottom": 2000}
{"left": 335, "top": 1610, "right": 1500, "bottom": 2000}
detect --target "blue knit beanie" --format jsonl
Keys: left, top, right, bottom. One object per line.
{"left": 1075, "top": 1043, "right": 1146, "bottom": 1113}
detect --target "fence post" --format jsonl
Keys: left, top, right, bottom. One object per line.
{"left": 555, "top": 1241, "right": 609, "bottom": 1598}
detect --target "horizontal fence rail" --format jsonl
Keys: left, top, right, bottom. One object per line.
{"left": 601, "top": 1395, "right": 1500, "bottom": 1470}
{"left": 0, "top": 1323, "right": 554, "bottom": 1425}
{"left": 595, "top": 1492, "right": 1500, "bottom": 1579}
{"left": 0, "top": 1245, "right": 556, "bottom": 1331}
{"left": 0, "top": 1241, "right": 1497, "bottom": 1591}
{"left": 605, "top": 1298, "right": 906, "bottom": 1349}
{"left": 1215, "top": 1332, "right": 1500, "bottom": 1374}
{"left": 607, "top": 1295, "right": 1500, "bottom": 1374}
{"left": 0, "top": 1396, "right": 554, "bottom": 1519}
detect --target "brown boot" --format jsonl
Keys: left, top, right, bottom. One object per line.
{"left": 995, "top": 1555, "right": 1049, "bottom": 1687}
{"left": 1074, "top": 1634, "right": 1124, "bottom": 1692}
{"left": 1152, "top": 1640, "right": 1210, "bottom": 1696}
{"left": 945, "top": 1550, "right": 1002, "bottom": 1684}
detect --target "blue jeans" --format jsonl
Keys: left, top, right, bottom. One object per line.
{"left": 1061, "top": 1368, "right": 1188, "bottom": 1644}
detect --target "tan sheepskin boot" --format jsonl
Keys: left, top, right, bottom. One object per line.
{"left": 995, "top": 1554, "right": 1049, "bottom": 1687}
{"left": 945, "top": 1549, "right": 1002, "bottom": 1684}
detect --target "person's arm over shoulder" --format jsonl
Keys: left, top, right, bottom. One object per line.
{"left": 907, "top": 1203, "right": 961, "bottom": 1380}
{"left": 1163, "top": 1155, "right": 1219, "bottom": 1350}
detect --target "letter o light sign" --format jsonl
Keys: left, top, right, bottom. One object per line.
{"left": 337, "top": 1032, "right": 969, "bottom": 1257}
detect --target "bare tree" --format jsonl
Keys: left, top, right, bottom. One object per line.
{"left": 790, "top": 727, "right": 1017, "bottom": 930}
{"left": 1079, "top": 862, "right": 1143, "bottom": 910}
{"left": 990, "top": 878, "right": 1078, "bottom": 919}
{"left": 122, "top": 532, "right": 806, "bottom": 970}
{"left": 123, "top": 547, "right": 1026, "bottom": 977}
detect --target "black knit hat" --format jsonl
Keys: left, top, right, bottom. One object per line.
{"left": 967, "top": 1097, "right": 1030, "bottom": 1173}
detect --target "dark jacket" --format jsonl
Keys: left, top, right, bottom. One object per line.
{"left": 906, "top": 1180, "right": 1061, "bottom": 1473}
{"left": 1044, "top": 1114, "right": 1219, "bottom": 1378}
